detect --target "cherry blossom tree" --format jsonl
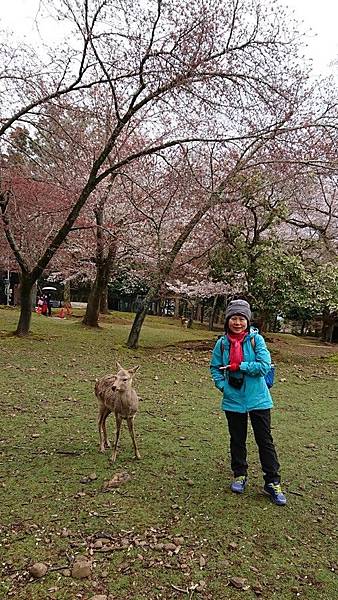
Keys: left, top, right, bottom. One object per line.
{"left": 0, "top": 0, "right": 319, "bottom": 336}
{"left": 123, "top": 137, "right": 296, "bottom": 346}
{"left": 202, "top": 156, "right": 338, "bottom": 330}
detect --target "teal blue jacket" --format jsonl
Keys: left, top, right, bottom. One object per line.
{"left": 210, "top": 328, "right": 273, "bottom": 413}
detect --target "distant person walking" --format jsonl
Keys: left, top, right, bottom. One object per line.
{"left": 210, "top": 299, "right": 286, "bottom": 506}
{"left": 46, "top": 293, "right": 52, "bottom": 317}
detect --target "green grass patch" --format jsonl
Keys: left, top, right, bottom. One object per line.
{"left": 0, "top": 308, "right": 337, "bottom": 599}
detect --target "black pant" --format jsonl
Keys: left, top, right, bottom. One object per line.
{"left": 225, "top": 409, "right": 280, "bottom": 484}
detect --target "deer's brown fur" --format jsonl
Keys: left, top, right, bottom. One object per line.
{"left": 95, "top": 361, "right": 140, "bottom": 463}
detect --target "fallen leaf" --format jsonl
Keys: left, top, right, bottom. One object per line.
{"left": 252, "top": 583, "right": 263, "bottom": 596}
{"left": 104, "top": 472, "right": 131, "bottom": 488}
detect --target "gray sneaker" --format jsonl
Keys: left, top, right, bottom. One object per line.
{"left": 230, "top": 475, "right": 248, "bottom": 494}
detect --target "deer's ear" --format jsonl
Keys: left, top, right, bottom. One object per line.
{"left": 116, "top": 361, "right": 123, "bottom": 371}
{"left": 129, "top": 365, "right": 140, "bottom": 375}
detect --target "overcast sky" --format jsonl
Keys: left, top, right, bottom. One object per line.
{"left": 1, "top": 0, "right": 337, "bottom": 78}
{"left": 285, "top": 0, "right": 338, "bottom": 76}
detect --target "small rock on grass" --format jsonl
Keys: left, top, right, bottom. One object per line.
{"left": 61, "top": 528, "right": 71, "bottom": 537}
{"left": 196, "top": 580, "right": 206, "bottom": 592}
{"left": 230, "top": 576, "right": 248, "bottom": 589}
{"left": 71, "top": 557, "right": 92, "bottom": 579}
{"left": 228, "top": 541, "right": 238, "bottom": 551}
{"left": 29, "top": 562, "right": 48, "bottom": 578}
{"left": 92, "top": 538, "right": 111, "bottom": 548}
{"left": 173, "top": 536, "right": 184, "bottom": 545}
{"left": 80, "top": 472, "right": 97, "bottom": 484}
{"left": 164, "top": 543, "right": 177, "bottom": 552}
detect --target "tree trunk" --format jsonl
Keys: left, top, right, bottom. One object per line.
{"left": 208, "top": 295, "right": 219, "bottom": 331}
{"left": 83, "top": 271, "right": 106, "bottom": 327}
{"left": 127, "top": 305, "right": 148, "bottom": 348}
{"left": 64, "top": 280, "right": 71, "bottom": 303}
{"left": 83, "top": 199, "right": 116, "bottom": 326}
{"left": 99, "top": 249, "right": 113, "bottom": 314}
{"left": 257, "top": 310, "right": 270, "bottom": 333}
{"left": 31, "top": 282, "right": 37, "bottom": 310}
{"left": 127, "top": 286, "right": 160, "bottom": 348}
{"left": 321, "top": 309, "right": 334, "bottom": 342}
{"left": 15, "top": 273, "right": 34, "bottom": 336}
{"left": 196, "top": 301, "right": 202, "bottom": 323}
{"left": 127, "top": 304, "right": 149, "bottom": 348}
{"left": 100, "top": 288, "right": 109, "bottom": 314}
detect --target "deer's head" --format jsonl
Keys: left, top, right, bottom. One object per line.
{"left": 111, "top": 361, "right": 140, "bottom": 392}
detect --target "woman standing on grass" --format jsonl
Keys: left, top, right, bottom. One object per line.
{"left": 210, "top": 299, "right": 286, "bottom": 506}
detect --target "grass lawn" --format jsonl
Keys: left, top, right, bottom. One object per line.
{"left": 0, "top": 307, "right": 337, "bottom": 600}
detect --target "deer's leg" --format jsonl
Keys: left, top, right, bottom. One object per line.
{"left": 101, "top": 409, "right": 111, "bottom": 450}
{"left": 98, "top": 405, "right": 111, "bottom": 452}
{"left": 127, "top": 416, "right": 141, "bottom": 460}
{"left": 111, "top": 413, "right": 123, "bottom": 463}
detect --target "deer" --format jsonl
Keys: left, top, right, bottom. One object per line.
{"left": 95, "top": 362, "right": 141, "bottom": 463}
{"left": 180, "top": 316, "right": 189, "bottom": 328}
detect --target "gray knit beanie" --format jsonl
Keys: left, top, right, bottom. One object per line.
{"left": 224, "top": 299, "right": 251, "bottom": 328}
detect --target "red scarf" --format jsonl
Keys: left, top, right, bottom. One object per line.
{"left": 227, "top": 331, "right": 247, "bottom": 370}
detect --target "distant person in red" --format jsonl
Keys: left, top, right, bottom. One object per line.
{"left": 36, "top": 297, "right": 43, "bottom": 314}
{"left": 41, "top": 295, "right": 48, "bottom": 316}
